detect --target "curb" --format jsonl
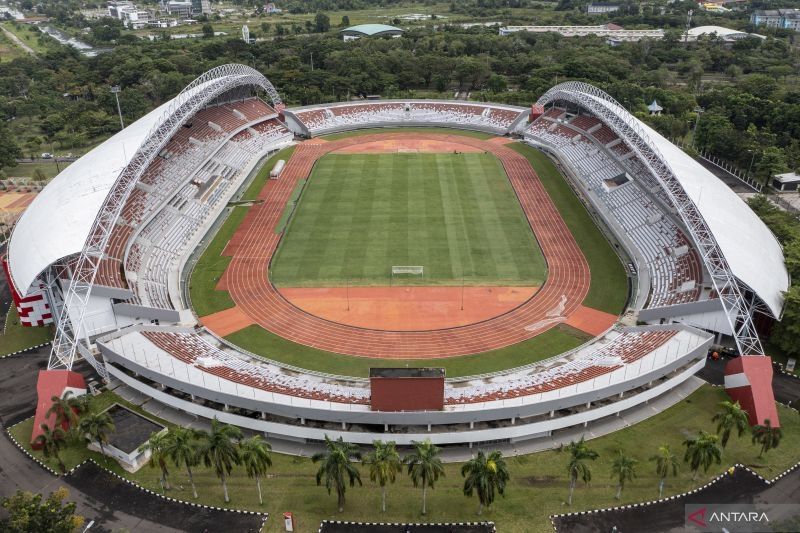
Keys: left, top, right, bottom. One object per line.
{"left": 318, "top": 520, "right": 496, "bottom": 532}
{"left": 549, "top": 459, "right": 800, "bottom": 531}
{"left": 0, "top": 341, "right": 52, "bottom": 360}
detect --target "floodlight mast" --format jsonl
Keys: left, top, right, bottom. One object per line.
{"left": 536, "top": 81, "right": 764, "bottom": 357}
{"left": 48, "top": 65, "right": 283, "bottom": 378}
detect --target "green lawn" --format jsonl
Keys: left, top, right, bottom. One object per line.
{"left": 510, "top": 143, "right": 629, "bottom": 315}
{"left": 271, "top": 152, "right": 546, "bottom": 287}
{"left": 4, "top": 161, "right": 70, "bottom": 180}
{"left": 226, "top": 323, "right": 590, "bottom": 378}
{"left": 0, "top": 307, "right": 52, "bottom": 356}
{"left": 10, "top": 386, "right": 800, "bottom": 533}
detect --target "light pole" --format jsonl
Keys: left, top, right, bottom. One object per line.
{"left": 111, "top": 85, "right": 124, "bottom": 130}
{"left": 746, "top": 150, "right": 756, "bottom": 180}
{"left": 691, "top": 106, "right": 704, "bottom": 149}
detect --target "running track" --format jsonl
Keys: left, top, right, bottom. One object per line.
{"left": 220, "top": 133, "right": 591, "bottom": 358}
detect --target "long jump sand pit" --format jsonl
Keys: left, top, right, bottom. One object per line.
{"left": 278, "top": 286, "right": 539, "bottom": 331}
{"left": 333, "top": 138, "right": 485, "bottom": 154}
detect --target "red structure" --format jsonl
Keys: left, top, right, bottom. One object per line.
{"left": 530, "top": 103, "right": 545, "bottom": 123}
{"left": 31, "top": 370, "right": 87, "bottom": 449}
{"left": 724, "top": 356, "right": 780, "bottom": 427}
{"left": 2, "top": 258, "right": 52, "bottom": 327}
{"left": 369, "top": 368, "right": 445, "bottom": 412}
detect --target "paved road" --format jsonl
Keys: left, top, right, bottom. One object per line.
{"left": 0, "top": 351, "right": 265, "bottom": 532}
{"left": 553, "top": 466, "right": 800, "bottom": 532}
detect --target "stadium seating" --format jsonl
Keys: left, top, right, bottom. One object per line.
{"left": 526, "top": 112, "right": 704, "bottom": 310}
{"left": 291, "top": 101, "right": 526, "bottom": 135}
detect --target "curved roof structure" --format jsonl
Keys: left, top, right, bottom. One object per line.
{"left": 537, "top": 82, "right": 788, "bottom": 322}
{"left": 340, "top": 24, "right": 403, "bottom": 36}
{"left": 8, "top": 64, "right": 279, "bottom": 295}
{"left": 688, "top": 25, "right": 765, "bottom": 41}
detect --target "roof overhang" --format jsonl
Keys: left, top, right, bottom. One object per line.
{"left": 8, "top": 64, "right": 280, "bottom": 295}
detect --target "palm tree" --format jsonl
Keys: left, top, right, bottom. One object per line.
{"left": 78, "top": 411, "right": 115, "bottom": 458}
{"left": 650, "top": 443, "right": 679, "bottom": 498}
{"left": 142, "top": 431, "right": 172, "bottom": 492}
{"left": 404, "top": 439, "right": 445, "bottom": 516}
{"left": 461, "top": 450, "right": 510, "bottom": 515}
{"left": 46, "top": 392, "right": 80, "bottom": 428}
{"left": 611, "top": 450, "right": 637, "bottom": 500}
{"left": 239, "top": 435, "right": 273, "bottom": 505}
{"left": 198, "top": 418, "right": 243, "bottom": 503}
{"left": 564, "top": 437, "right": 599, "bottom": 505}
{"left": 751, "top": 419, "right": 782, "bottom": 458}
{"left": 33, "top": 423, "right": 67, "bottom": 473}
{"left": 712, "top": 400, "right": 749, "bottom": 448}
{"left": 164, "top": 427, "right": 202, "bottom": 499}
{"left": 312, "top": 436, "right": 362, "bottom": 513}
{"left": 363, "top": 440, "right": 402, "bottom": 513}
{"left": 683, "top": 431, "right": 722, "bottom": 480}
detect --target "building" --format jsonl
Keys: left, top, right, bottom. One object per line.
{"left": 166, "top": 0, "right": 192, "bottom": 18}
{"left": 647, "top": 100, "right": 662, "bottom": 115}
{"left": 772, "top": 172, "right": 800, "bottom": 192}
{"left": 148, "top": 18, "right": 179, "bottom": 28}
{"left": 750, "top": 9, "right": 800, "bottom": 31}
{"left": 499, "top": 23, "right": 664, "bottom": 42}
{"left": 340, "top": 24, "right": 403, "bottom": 41}
{"left": 265, "top": 3, "right": 281, "bottom": 14}
{"left": 107, "top": 0, "right": 134, "bottom": 19}
{"left": 686, "top": 25, "right": 765, "bottom": 42}
{"left": 191, "top": 0, "right": 211, "bottom": 16}
{"left": 587, "top": 2, "right": 620, "bottom": 15}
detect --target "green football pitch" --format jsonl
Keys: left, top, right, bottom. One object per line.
{"left": 270, "top": 152, "right": 547, "bottom": 287}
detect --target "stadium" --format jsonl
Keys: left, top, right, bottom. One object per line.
{"left": 4, "top": 64, "right": 788, "bottom": 449}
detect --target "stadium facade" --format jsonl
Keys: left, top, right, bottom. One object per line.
{"left": 5, "top": 65, "right": 787, "bottom": 448}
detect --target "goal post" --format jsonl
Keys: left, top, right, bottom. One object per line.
{"left": 390, "top": 266, "right": 423, "bottom": 286}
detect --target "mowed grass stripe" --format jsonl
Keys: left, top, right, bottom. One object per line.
{"left": 271, "top": 152, "right": 546, "bottom": 287}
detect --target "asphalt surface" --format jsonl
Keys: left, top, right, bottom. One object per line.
{"left": 0, "top": 350, "right": 265, "bottom": 532}
{"left": 698, "top": 354, "right": 800, "bottom": 409}
{"left": 319, "top": 523, "right": 495, "bottom": 533}
{"left": 553, "top": 466, "right": 800, "bottom": 533}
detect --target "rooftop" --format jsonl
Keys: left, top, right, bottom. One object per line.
{"left": 340, "top": 24, "right": 404, "bottom": 36}
{"left": 370, "top": 367, "right": 445, "bottom": 379}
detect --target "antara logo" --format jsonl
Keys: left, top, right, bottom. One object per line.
{"left": 709, "top": 511, "right": 770, "bottom": 523}
{"left": 687, "top": 507, "right": 707, "bottom": 527}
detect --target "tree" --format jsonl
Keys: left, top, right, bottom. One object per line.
{"left": 564, "top": 437, "right": 598, "bottom": 505}
{"left": 712, "top": 400, "right": 750, "bottom": 448}
{"left": 78, "top": 411, "right": 115, "bottom": 458}
{"left": 341, "top": 15, "right": 350, "bottom": 27}
{"left": 202, "top": 23, "right": 214, "bottom": 39}
{"left": 45, "top": 392, "right": 82, "bottom": 429}
{"left": 683, "top": 431, "right": 722, "bottom": 480}
{"left": 142, "top": 431, "right": 172, "bottom": 492}
{"left": 755, "top": 147, "right": 788, "bottom": 185}
{"left": 164, "top": 427, "right": 201, "bottom": 499}
{"left": 404, "top": 439, "right": 445, "bottom": 516}
{"left": 363, "top": 440, "right": 402, "bottom": 512}
{"left": 611, "top": 450, "right": 637, "bottom": 500}
{"left": 487, "top": 74, "right": 507, "bottom": 93}
{"left": 650, "top": 444, "right": 679, "bottom": 498}
{"left": 461, "top": 450, "right": 510, "bottom": 515}
{"left": 751, "top": 419, "right": 782, "bottom": 457}
{"left": 1, "top": 488, "right": 84, "bottom": 533}
{"left": 239, "top": 435, "right": 273, "bottom": 506}
{"left": 198, "top": 419, "right": 242, "bottom": 503}
{"left": 33, "top": 424, "right": 68, "bottom": 473}
{"left": 314, "top": 12, "right": 330, "bottom": 33}
{"left": 0, "top": 120, "right": 22, "bottom": 172}
{"left": 312, "top": 436, "right": 362, "bottom": 512}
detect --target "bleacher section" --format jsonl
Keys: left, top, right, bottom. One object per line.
{"left": 289, "top": 101, "right": 526, "bottom": 135}
{"left": 91, "top": 98, "right": 292, "bottom": 310}
{"left": 525, "top": 111, "right": 704, "bottom": 309}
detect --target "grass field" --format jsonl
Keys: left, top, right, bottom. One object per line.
{"left": 189, "top": 134, "right": 627, "bottom": 376}
{"left": 11, "top": 386, "right": 800, "bottom": 533}
{"left": 0, "top": 307, "right": 52, "bottom": 356}
{"left": 271, "top": 152, "right": 546, "bottom": 287}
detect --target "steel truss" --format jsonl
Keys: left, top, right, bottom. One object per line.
{"left": 49, "top": 64, "right": 282, "bottom": 377}
{"left": 536, "top": 81, "right": 764, "bottom": 356}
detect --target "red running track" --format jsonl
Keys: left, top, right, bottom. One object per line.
{"left": 220, "top": 133, "right": 592, "bottom": 359}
